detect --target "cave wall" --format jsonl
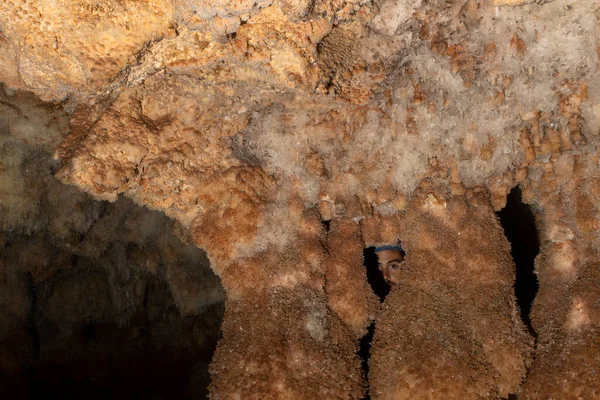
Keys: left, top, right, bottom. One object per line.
{"left": 207, "top": 208, "right": 368, "bottom": 399}
{"left": 368, "top": 194, "right": 532, "bottom": 399}
{"left": 1, "top": 0, "right": 600, "bottom": 398}
{"left": 0, "top": 87, "right": 225, "bottom": 398}
{"left": 519, "top": 137, "right": 600, "bottom": 398}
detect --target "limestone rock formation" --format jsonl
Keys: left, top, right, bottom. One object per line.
{"left": 1, "top": 0, "right": 599, "bottom": 398}
{"left": 368, "top": 194, "right": 532, "bottom": 399}
{"left": 0, "top": 88, "right": 225, "bottom": 397}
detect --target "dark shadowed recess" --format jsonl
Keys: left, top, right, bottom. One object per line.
{"left": 363, "top": 247, "right": 390, "bottom": 302}
{"left": 357, "top": 247, "right": 397, "bottom": 400}
{"left": 496, "top": 187, "right": 540, "bottom": 336}
{"left": 321, "top": 219, "right": 331, "bottom": 233}
{"left": 357, "top": 322, "right": 375, "bottom": 400}
{"left": 0, "top": 255, "right": 224, "bottom": 400}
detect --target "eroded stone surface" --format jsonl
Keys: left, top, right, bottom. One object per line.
{"left": 1, "top": 0, "right": 600, "bottom": 398}
{"left": 369, "top": 194, "right": 532, "bottom": 399}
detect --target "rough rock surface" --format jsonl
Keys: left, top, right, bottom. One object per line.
{"left": 519, "top": 136, "right": 600, "bottom": 398}
{"left": 1, "top": 0, "right": 600, "bottom": 398}
{"left": 0, "top": 87, "right": 225, "bottom": 398}
{"left": 368, "top": 194, "right": 532, "bottom": 399}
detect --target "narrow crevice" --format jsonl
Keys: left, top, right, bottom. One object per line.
{"left": 496, "top": 187, "right": 540, "bottom": 337}
{"left": 321, "top": 219, "right": 331, "bottom": 234}
{"left": 24, "top": 272, "right": 40, "bottom": 395}
{"left": 358, "top": 246, "right": 401, "bottom": 399}
{"left": 363, "top": 247, "right": 390, "bottom": 302}
{"left": 358, "top": 323, "right": 375, "bottom": 400}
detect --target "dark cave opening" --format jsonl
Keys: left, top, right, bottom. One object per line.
{"left": 0, "top": 198, "right": 226, "bottom": 400}
{"left": 14, "top": 275, "right": 224, "bottom": 400}
{"left": 496, "top": 187, "right": 540, "bottom": 335}
{"left": 358, "top": 246, "right": 403, "bottom": 400}
{"left": 363, "top": 247, "right": 391, "bottom": 302}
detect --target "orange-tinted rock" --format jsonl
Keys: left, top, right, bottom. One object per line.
{"left": 1, "top": 0, "right": 599, "bottom": 398}
{"left": 369, "top": 194, "right": 532, "bottom": 399}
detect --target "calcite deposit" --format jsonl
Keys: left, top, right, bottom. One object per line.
{"left": 1, "top": 0, "right": 599, "bottom": 398}
{"left": 368, "top": 194, "right": 532, "bottom": 399}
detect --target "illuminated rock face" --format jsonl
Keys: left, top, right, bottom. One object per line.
{"left": 1, "top": 0, "right": 600, "bottom": 398}
{"left": 367, "top": 195, "right": 533, "bottom": 399}
{"left": 519, "top": 147, "right": 600, "bottom": 399}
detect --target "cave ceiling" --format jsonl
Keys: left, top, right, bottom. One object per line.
{"left": 1, "top": 0, "right": 597, "bottom": 269}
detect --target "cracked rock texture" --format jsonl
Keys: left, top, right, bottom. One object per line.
{"left": 1, "top": 0, "right": 600, "bottom": 398}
